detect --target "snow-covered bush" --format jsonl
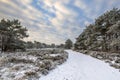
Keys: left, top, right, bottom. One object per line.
{"left": 0, "top": 49, "right": 68, "bottom": 80}
{"left": 78, "top": 50, "right": 120, "bottom": 70}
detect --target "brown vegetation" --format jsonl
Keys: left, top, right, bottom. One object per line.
{"left": 0, "top": 49, "right": 68, "bottom": 80}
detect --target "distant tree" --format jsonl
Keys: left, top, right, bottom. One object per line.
{"left": 25, "top": 41, "right": 34, "bottom": 49}
{"left": 65, "top": 39, "right": 73, "bottom": 49}
{"left": 41, "top": 43, "right": 47, "bottom": 48}
{"left": 34, "top": 41, "right": 42, "bottom": 49}
{"left": 25, "top": 41, "right": 58, "bottom": 49}
{"left": 51, "top": 43, "right": 55, "bottom": 48}
{"left": 59, "top": 44, "right": 65, "bottom": 48}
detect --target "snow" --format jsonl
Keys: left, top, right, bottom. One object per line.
{"left": 50, "top": 54, "right": 61, "bottom": 57}
{"left": 39, "top": 50, "right": 120, "bottom": 80}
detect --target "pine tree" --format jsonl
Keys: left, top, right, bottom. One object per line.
{"left": 65, "top": 39, "right": 73, "bottom": 49}
{"left": 74, "top": 8, "right": 120, "bottom": 52}
{"left": 0, "top": 19, "right": 28, "bottom": 52}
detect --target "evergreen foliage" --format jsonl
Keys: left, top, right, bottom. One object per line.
{"left": 25, "top": 41, "right": 60, "bottom": 49}
{"left": 65, "top": 39, "right": 73, "bottom": 49}
{"left": 75, "top": 8, "right": 120, "bottom": 52}
{"left": 0, "top": 19, "right": 28, "bottom": 52}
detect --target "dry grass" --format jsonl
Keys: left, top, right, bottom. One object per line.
{"left": 77, "top": 50, "right": 120, "bottom": 70}
{"left": 0, "top": 49, "right": 68, "bottom": 80}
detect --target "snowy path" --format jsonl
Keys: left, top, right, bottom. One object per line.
{"left": 39, "top": 50, "right": 120, "bottom": 80}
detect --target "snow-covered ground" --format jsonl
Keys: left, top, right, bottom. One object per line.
{"left": 0, "top": 49, "right": 68, "bottom": 80}
{"left": 39, "top": 50, "right": 120, "bottom": 80}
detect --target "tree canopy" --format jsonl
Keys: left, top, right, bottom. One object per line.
{"left": 65, "top": 39, "right": 73, "bottom": 49}
{"left": 0, "top": 19, "right": 28, "bottom": 52}
{"left": 75, "top": 8, "right": 120, "bottom": 52}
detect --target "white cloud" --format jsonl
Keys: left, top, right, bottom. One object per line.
{"left": 74, "top": 0, "right": 120, "bottom": 21}
{"left": 74, "top": 0, "right": 87, "bottom": 10}
{"left": 84, "top": 21, "right": 90, "bottom": 26}
{"left": 0, "top": 0, "right": 119, "bottom": 44}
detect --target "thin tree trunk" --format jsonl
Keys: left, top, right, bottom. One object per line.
{"left": 1, "top": 35, "right": 3, "bottom": 52}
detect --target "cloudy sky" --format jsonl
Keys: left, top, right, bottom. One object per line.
{"left": 0, "top": 0, "right": 120, "bottom": 44}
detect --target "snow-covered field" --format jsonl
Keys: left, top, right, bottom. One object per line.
{"left": 0, "top": 49, "right": 68, "bottom": 80}
{"left": 40, "top": 50, "right": 120, "bottom": 80}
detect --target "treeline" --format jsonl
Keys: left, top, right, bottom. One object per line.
{"left": 0, "top": 19, "right": 65, "bottom": 52}
{"left": 25, "top": 41, "right": 65, "bottom": 49}
{"left": 25, "top": 39, "right": 73, "bottom": 49}
{"left": 0, "top": 18, "right": 73, "bottom": 52}
{"left": 74, "top": 8, "right": 120, "bottom": 52}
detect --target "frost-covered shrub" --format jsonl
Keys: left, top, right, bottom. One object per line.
{"left": 80, "top": 50, "right": 120, "bottom": 70}
{"left": 0, "top": 49, "right": 68, "bottom": 80}
{"left": 110, "top": 64, "right": 120, "bottom": 69}
{"left": 25, "top": 70, "right": 37, "bottom": 76}
{"left": 41, "top": 69, "right": 49, "bottom": 75}
{"left": 115, "top": 59, "right": 120, "bottom": 63}
{"left": 8, "top": 57, "right": 33, "bottom": 63}
{"left": 42, "top": 60, "right": 53, "bottom": 70}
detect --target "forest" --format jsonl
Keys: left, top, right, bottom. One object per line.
{"left": 74, "top": 8, "right": 120, "bottom": 53}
